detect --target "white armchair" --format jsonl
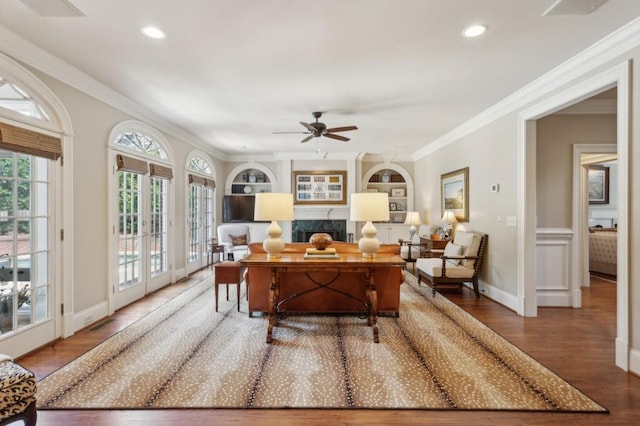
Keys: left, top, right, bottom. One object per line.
{"left": 217, "top": 224, "right": 251, "bottom": 261}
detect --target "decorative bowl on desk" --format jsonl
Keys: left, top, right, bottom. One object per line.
{"left": 309, "top": 233, "right": 333, "bottom": 250}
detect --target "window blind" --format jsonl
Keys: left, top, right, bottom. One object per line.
{"left": 116, "top": 154, "right": 148, "bottom": 174}
{"left": 0, "top": 122, "right": 62, "bottom": 160}
{"left": 149, "top": 163, "right": 173, "bottom": 180}
{"left": 188, "top": 174, "right": 206, "bottom": 186}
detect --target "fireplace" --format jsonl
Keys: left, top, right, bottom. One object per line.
{"left": 292, "top": 220, "right": 347, "bottom": 243}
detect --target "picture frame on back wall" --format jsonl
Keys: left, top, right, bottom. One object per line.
{"left": 293, "top": 170, "right": 347, "bottom": 205}
{"left": 588, "top": 165, "right": 609, "bottom": 205}
{"left": 441, "top": 167, "right": 469, "bottom": 222}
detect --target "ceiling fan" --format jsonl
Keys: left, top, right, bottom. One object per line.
{"left": 273, "top": 111, "right": 358, "bottom": 143}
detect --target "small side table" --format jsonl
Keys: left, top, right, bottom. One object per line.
{"left": 398, "top": 239, "right": 419, "bottom": 272}
{"left": 214, "top": 261, "right": 243, "bottom": 312}
{"left": 419, "top": 236, "right": 449, "bottom": 257}
{"left": 208, "top": 243, "right": 225, "bottom": 266}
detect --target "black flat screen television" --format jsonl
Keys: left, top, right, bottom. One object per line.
{"left": 223, "top": 195, "right": 256, "bottom": 223}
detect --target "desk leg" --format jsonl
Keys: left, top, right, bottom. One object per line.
{"left": 266, "top": 267, "right": 279, "bottom": 343}
{"left": 366, "top": 268, "right": 379, "bottom": 343}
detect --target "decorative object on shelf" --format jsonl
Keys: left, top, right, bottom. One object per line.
{"left": 293, "top": 170, "right": 347, "bottom": 205}
{"left": 381, "top": 173, "right": 390, "bottom": 183}
{"left": 441, "top": 167, "right": 469, "bottom": 221}
{"left": 389, "top": 202, "right": 397, "bottom": 211}
{"left": 404, "top": 211, "right": 422, "bottom": 240}
{"left": 587, "top": 165, "right": 610, "bottom": 204}
{"left": 391, "top": 188, "right": 405, "bottom": 197}
{"left": 441, "top": 210, "right": 457, "bottom": 239}
{"left": 309, "top": 232, "right": 333, "bottom": 250}
{"left": 243, "top": 185, "right": 252, "bottom": 194}
{"left": 249, "top": 173, "right": 257, "bottom": 183}
{"left": 350, "top": 192, "right": 390, "bottom": 259}
{"left": 254, "top": 193, "right": 294, "bottom": 260}
{"left": 397, "top": 204, "right": 404, "bottom": 211}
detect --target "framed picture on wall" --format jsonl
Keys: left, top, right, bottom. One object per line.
{"left": 588, "top": 165, "right": 609, "bottom": 204}
{"left": 441, "top": 167, "right": 469, "bottom": 222}
{"left": 293, "top": 170, "right": 347, "bottom": 205}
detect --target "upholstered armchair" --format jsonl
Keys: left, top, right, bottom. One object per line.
{"left": 416, "top": 231, "right": 487, "bottom": 296}
{"left": 217, "top": 224, "right": 251, "bottom": 261}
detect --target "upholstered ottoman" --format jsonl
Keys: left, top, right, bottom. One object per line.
{"left": 0, "top": 356, "right": 37, "bottom": 426}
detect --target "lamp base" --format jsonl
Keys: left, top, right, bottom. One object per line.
{"left": 263, "top": 221, "right": 285, "bottom": 260}
{"left": 358, "top": 221, "right": 381, "bottom": 259}
{"left": 408, "top": 225, "right": 417, "bottom": 241}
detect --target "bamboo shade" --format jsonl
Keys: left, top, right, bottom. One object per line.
{"left": 204, "top": 178, "right": 216, "bottom": 188}
{"left": 0, "top": 122, "right": 62, "bottom": 160}
{"left": 188, "top": 174, "right": 206, "bottom": 186}
{"left": 149, "top": 163, "right": 173, "bottom": 180}
{"left": 116, "top": 154, "right": 148, "bottom": 174}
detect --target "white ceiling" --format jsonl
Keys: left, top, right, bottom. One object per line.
{"left": 1, "top": 0, "right": 639, "bottom": 159}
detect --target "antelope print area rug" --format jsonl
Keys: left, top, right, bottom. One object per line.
{"left": 37, "top": 274, "right": 607, "bottom": 412}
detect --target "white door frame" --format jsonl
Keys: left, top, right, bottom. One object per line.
{"left": 572, "top": 144, "right": 617, "bottom": 291}
{"left": 518, "top": 62, "right": 630, "bottom": 370}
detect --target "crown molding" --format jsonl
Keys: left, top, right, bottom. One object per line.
{"left": 0, "top": 25, "right": 228, "bottom": 160}
{"left": 413, "top": 16, "right": 640, "bottom": 161}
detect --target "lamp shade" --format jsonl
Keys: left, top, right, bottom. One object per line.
{"left": 350, "top": 192, "right": 389, "bottom": 222}
{"left": 404, "top": 211, "right": 422, "bottom": 226}
{"left": 441, "top": 210, "right": 458, "bottom": 224}
{"left": 254, "top": 193, "right": 294, "bottom": 221}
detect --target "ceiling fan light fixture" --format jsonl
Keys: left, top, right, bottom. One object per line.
{"left": 141, "top": 26, "right": 166, "bottom": 39}
{"left": 462, "top": 24, "right": 488, "bottom": 38}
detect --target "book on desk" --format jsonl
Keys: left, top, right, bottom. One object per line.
{"left": 304, "top": 247, "right": 340, "bottom": 259}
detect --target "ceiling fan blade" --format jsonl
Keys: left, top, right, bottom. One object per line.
{"left": 300, "top": 122, "right": 316, "bottom": 133}
{"left": 300, "top": 134, "right": 315, "bottom": 143}
{"left": 324, "top": 133, "right": 350, "bottom": 142}
{"left": 325, "top": 126, "right": 358, "bottom": 133}
{"left": 272, "top": 131, "right": 311, "bottom": 134}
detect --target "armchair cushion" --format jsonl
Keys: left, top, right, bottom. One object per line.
{"left": 229, "top": 234, "right": 248, "bottom": 246}
{"left": 415, "top": 258, "right": 475, "bottom": 279}
{"left": 443, "top": 242, "right": 463, "bottom": 265}
{"left": 454, "top": 231, "right": 482, "bottom": 268}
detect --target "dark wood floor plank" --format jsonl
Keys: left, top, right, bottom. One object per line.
{"left": 19, "top": 271, "right": 640, "bottom": 425}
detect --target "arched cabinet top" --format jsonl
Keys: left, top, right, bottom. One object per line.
{"left": 225, "top": 162, "right": 277, "bottom": 195}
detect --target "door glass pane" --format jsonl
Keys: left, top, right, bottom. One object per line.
{"left": 118, "top": 171, "right": 142, "bottom": 290}
{"left": 149, "top": 177, "right": 168, "bottom": 277}
{"left": 203, "top": 187, "right": 214, "bottom": 259}
{"left": 188, "top": 185, "right": 201, "bottom": 262}
{"left": 0, "top": 151, "right": 49, "bottom": 336}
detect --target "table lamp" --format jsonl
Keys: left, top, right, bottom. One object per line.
{"left": 441, "top": 210, "right": 457, "bottom": 239}
{"left": 350, "top": 192, "right": 390, "bottom": 259}
{"left": 404, "top": 211, "right": 422, "bottom": 241}
{"left": 254, "top": 192, "right": 294, "bottom": 260}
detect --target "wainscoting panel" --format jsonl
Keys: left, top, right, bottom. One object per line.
{"left": 536, "top": 228, "right": 576, "bottom": 307}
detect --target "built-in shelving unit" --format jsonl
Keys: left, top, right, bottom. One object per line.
{"left": 366, "top": 169, "right": 409, "bottom": 224}
{"left": 360, "top": 164, "right": 415, "bottom": 244}
{"left": 228, "top": 168, "right": 272, "bottom": 195}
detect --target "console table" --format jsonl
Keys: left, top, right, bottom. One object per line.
{"left": 240, "top": 253, "right": 405, "bottom": 344}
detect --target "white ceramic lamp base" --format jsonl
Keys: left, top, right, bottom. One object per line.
{"left": 358, "top": 221, "right": 381, "bottom": 259}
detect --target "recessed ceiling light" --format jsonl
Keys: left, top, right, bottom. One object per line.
{"left": 462, "top": 24, "right": 488, "bottom": 38}
{"left": 141, "top": 26, "right": 166, "bottom": 39}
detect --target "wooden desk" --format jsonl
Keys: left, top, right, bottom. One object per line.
{"left": 240, "top": 253, "right": 405, "bottom": 344}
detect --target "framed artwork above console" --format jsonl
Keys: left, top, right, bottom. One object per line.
{"left": 293, "top": 170, "right": 347, "bottom": 205}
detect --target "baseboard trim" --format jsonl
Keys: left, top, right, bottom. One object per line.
{"left": 475, "top": 281, "right": 519, "bottom": 313}
{"left": 72, "top": 301, "right": 109, "bottom": 333}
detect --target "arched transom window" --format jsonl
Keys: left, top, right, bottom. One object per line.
{"left": 114, "top": 132, "right": 168, "bottom": 160}
{"left": 0, "top": 76, "right": 50, "bottom": 121}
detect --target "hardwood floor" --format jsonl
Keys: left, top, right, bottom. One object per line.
{"left": 17, "top": 270, "right": 640, "bottom": 425}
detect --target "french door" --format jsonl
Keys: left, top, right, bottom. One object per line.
{"left": 186, "top": 184, "right": 214, "bottom": 274}
{"left": 115, "top": 170, "right": 170, "bottom": 310}
{"left": 0, "top": 151, "right": 58, "bottom": 356}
